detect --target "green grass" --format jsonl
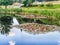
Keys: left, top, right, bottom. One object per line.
{"left": 0, "top": 4, "right": 60, "bottom": 26}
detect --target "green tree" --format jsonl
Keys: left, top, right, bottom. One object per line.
{"left": 0, "top": 0, "right": 13, "bottom": 14}
{"left": 22, "top": 0, "right": 33, "bottom": 6}
{"left": 0, "top": 16, "right": 13, "bottom": 35}
{"left": 23, "top": 0, "right": 28, "bottom": 6}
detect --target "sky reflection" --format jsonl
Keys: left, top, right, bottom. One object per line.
{"left": 9, "top": 40, "right": 15, "bottom": 45}
{"left": 8, "top": 32, "right": 15, "bottom": 37}
{"left": 0, "top": 27, "right": 60, "bottom": 45}
{"left": 0, "top": 17, "right": 60, "bottom": 45}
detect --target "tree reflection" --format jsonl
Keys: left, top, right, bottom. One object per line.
{"left": 0, "top": 16, "right": 13, "bottom": 35}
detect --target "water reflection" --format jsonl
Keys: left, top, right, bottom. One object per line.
{"left": 0, "top": 16, "right": 13, "bottom": 35}
{"left": 8, "top": 32, "right": 15, "bottom": 37}
{"left": 0, "top": 16, "right": 59, "bottom": 35}
{"left": 0, "top": 16, "right": 60, "bottom": 45}
{"left": 9, "top": 40, "right": 15, "bottom": 45}
{"left": 13, "top": 17, "right": 19, "bottom": 25}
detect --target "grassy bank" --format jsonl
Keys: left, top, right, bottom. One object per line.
{"left": 0, "top": 4, "right": 60, "bottom": 26}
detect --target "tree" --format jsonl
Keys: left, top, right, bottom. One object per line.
{"left": 22, "top": 0, "right": 33, "bottom": 6}
{"left": 0, "top": 16, "right": 13, "bottom": 35}
{"left": 0, "top": 0, "right": 13, "bottom": 14}
{"left": 23, "top": 0, "right": 28, "bottom": 6}
{"left": 44, "top": 0, "right": 59, "bottom": 1}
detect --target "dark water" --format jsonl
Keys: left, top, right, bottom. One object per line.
{"left": 0, "top": 17, "right": 60, "bottom": 45}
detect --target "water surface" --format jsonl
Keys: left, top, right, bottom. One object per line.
{"left": 0, "top": 17, "right": 60, "bottom": 45}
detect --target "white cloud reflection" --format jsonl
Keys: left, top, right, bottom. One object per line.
{"left": 9, "top": 40, "right": 15, "bottom": 45}
{"left": 8, "top": 32, "right": 15, "bottom": 37}
{"left": 58, "top": 41, "right": 60, "bottom": 45}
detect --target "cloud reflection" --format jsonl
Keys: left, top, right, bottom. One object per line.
{"left": 8, "top": 32, "right": 15, "bottom": 37}
{"left": 9, "top": 40, "right": 15, "bottom": 45}
{"left": 58, "top": 41, "right": 60, "bottom": 45}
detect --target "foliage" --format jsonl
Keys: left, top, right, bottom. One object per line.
{"left": 46, "top": 3, "right": 53, "bottom": 7}
{"left": 22, "top": 0, "right": 33, "bottom": 7}
{"left": 0, "top": 0, "right": 13, "bottom": 6}
{"left": 39, "top": 4, "right": 45, "bottom": 7}
{"left": 0, "top": 16, "right": 13, "bottom": 35}
{"left": 0, "top": 0, "right": 13, "bottom": 14}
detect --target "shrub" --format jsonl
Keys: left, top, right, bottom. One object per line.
{"left": 31, "top": 5, "right": 38, "bottom": 7}
{"left": 33, "top": 10, "right": 38, "bottom": 14}
{"left": 40, "top": 4, "right": 45, "bottom": 7}
{"left": 46, "top": 3, "right": 53, "bottom": 7}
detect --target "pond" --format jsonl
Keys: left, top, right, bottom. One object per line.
{"left": 0, "top": 16, "right": 60, "bottom": 45}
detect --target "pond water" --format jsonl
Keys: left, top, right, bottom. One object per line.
{"left": 0, "top": 17, "right": 60, "bottom": 45}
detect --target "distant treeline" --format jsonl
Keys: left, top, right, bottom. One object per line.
{"left": 12, "top": 0, "right": 60, "bottom": 3}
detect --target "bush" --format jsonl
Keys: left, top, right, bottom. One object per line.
{"left": 31, "top": 5, "right": 38, "bottom": 7}
{"left": 33, "top": 10, "right": 38, "bottom": 13}
{"left": 46, "top": 3, "right": 53, "bottom": 7}
{"left": 40, "top": 4, "right": 44, "bottom": 7}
